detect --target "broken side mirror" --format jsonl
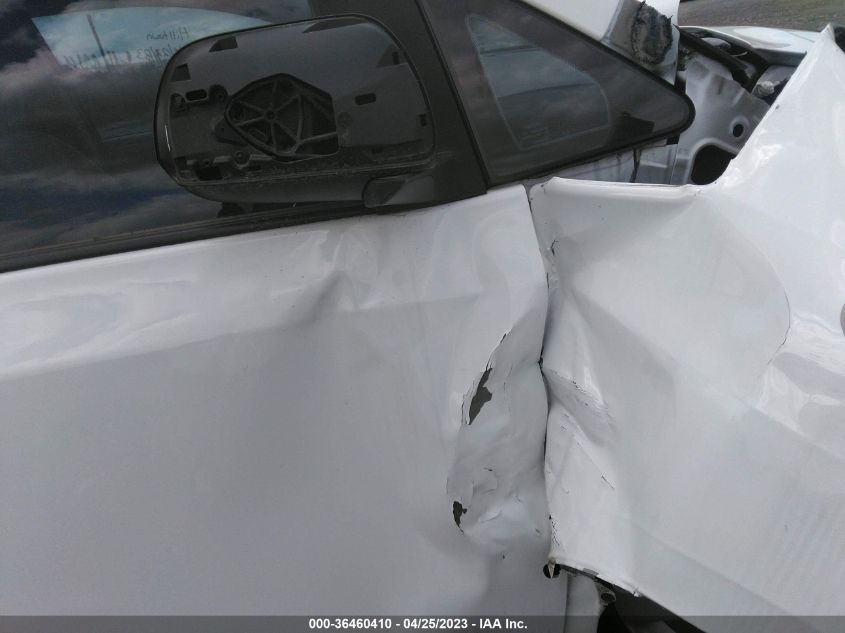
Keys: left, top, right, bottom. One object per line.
{"left": 155, "top": 16, "right": 435, "bottom": 208}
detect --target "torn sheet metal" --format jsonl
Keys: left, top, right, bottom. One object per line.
{"left": 532, "top": 27, "right": 845, "bottom": 621}
{"left": 605, "top": 0, "right": 677, "bottom": 76}
{"left": 628, "top": 2, "right": 674, "bottom": 67}
{"left": 0, "top": 186, "right": 559, "bottom": 615}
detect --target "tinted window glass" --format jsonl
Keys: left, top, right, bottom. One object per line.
{"left": 466, "top": 15, "right": 610, "bottom": 152}
{"left": 33, "top": 8, "right": 269, "bottom": 70}
{"left": 422, "top": 0, "right": 693, "bottom": 183}
{"left": 0, "top": 1, "right": 311, "bottom": 263}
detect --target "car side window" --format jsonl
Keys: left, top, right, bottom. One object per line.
{"left": 0, "top": 1, "right": 311, "bottom": 268}
{"left": 32, "top": 8, "right": 272, "bottom": 71}
{"left": 465, "top": 14, "right": 610, "bottom": 152}
{"left": 421, "top": 0, "right": 693, "bottom": 184}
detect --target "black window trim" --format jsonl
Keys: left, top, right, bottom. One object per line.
{"left": 418, "top": 0, "right": 697, "bottom": 186}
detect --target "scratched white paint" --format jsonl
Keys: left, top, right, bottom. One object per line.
{"left": 533, "top": 27, "right": 845, "bottom": 621}
{"left": 0, "top": 186, "right": 562, "bottom": 615}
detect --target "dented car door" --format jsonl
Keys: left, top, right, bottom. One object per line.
{"left": 0, "top": 1, "right": 563, "bottom": 616}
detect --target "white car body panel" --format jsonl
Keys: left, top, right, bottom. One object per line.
{"left": 524, "top": 0, "right": 680, "bottom": 41}
{"left": 640, "top": 0, "right": 680, "bottom": 23}
{"left": 0, "top": 186, "right": 564, "bottom": 615}
{"left": 534, "top": 27, "right": 845, "bottom": 620}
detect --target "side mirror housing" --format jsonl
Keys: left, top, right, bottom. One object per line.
{"left": 155, "top": 17, "right": 434, "bottom": 208}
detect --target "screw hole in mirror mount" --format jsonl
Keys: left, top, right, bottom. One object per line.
{"left": 155, "top": 16, "right": 437, "bottom": 211}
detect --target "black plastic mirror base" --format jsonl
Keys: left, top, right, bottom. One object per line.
{"left": 155, "top": 16, "right": 436, "bottom": 207}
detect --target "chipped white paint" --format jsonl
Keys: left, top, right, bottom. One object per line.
{"left": 533, "top": 27, "right": 845, "bottom": 618}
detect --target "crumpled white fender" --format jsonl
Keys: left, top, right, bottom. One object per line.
{"left": 532, "top": 26, "right": 845, "bottom": 621}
